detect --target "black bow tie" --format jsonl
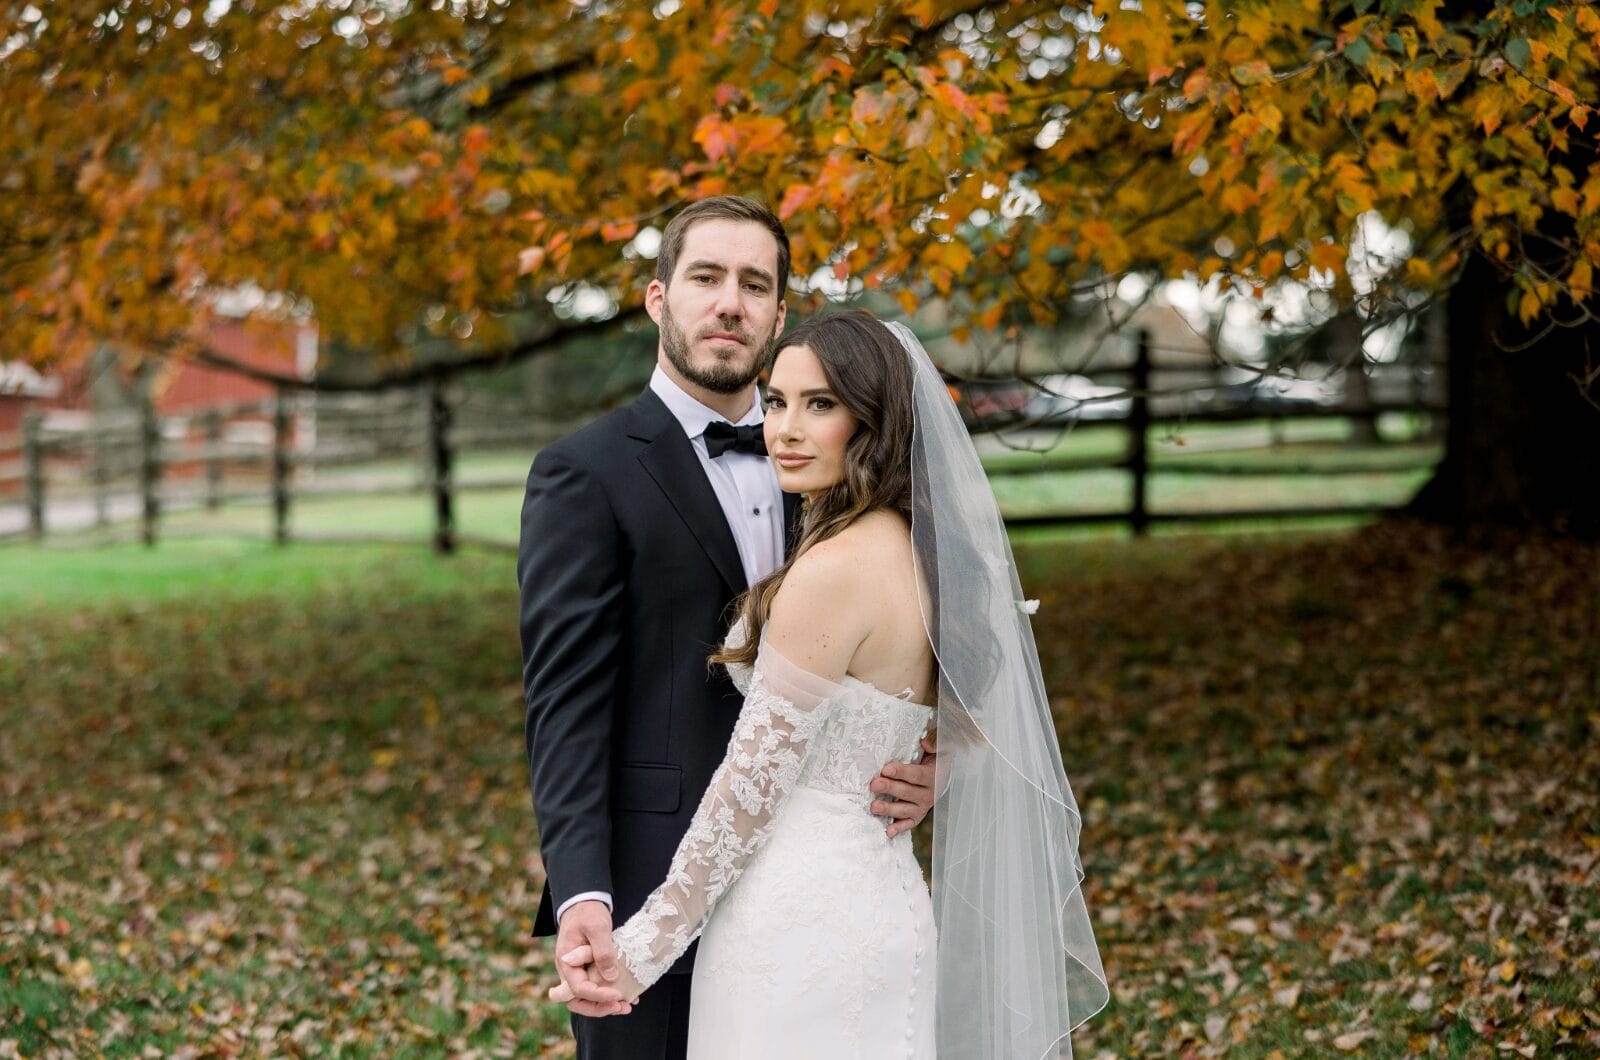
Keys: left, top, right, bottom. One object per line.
{"left": 703, "top": 420, "right": 767, "bottom": 458}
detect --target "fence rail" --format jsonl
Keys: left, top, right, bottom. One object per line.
{"left": 0, "top": 333, "right": 1446, "bottom": 549}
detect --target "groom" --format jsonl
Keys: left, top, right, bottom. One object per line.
{"left": 518, "top": 196, "right": 938, "bottom": 1059}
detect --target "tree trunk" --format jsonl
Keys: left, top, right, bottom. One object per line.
{"left": 1408, "top": 249, "right": 1600, "bottom": 537}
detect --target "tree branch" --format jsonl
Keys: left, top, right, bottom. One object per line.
{"left": 187, "top": 306, "right": 650, "bottom": 393}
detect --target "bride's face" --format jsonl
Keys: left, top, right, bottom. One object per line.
{"left": 763, "top": 344, "right": 859, "bottom": 495}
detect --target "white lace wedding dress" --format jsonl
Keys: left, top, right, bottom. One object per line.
{"left": 611, "top": 628, "right": 937, "bottom": 1058}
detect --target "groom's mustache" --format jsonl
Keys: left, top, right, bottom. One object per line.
{"left": 696, "top": 319, "right": 754, "bottom": 346}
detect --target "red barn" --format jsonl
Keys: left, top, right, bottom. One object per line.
{"left": 0, "top": 362, "right": 62, "bottom": 435}
{"left": 154, "top": 316, "right": 316, "bottom": 415}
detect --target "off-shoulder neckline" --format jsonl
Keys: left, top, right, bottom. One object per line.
{"left": 840, "top": 673, "right": 936, "bottom": 713}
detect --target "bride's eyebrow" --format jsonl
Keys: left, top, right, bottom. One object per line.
{"left": 765, "top": 386, "right": 836, "bottom": 399}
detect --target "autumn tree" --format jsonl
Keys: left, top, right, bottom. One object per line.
{"left": 3, "top": 0, "right": 1596, "bottom": 530}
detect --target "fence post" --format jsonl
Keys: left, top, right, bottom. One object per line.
{"left": 273, "top": 387, "right": 291, "bottom": 545}
{"left": 139, "top": 381, "right": 160, "bottom": 547}
{"left": 205, "top": 409, "right": 224, "bottom": 509}
{"left": 1127, "top": 330, "right": 1151, "bottom": 537}
{"left": 430, "top": 377, "right": 455, "bottom": 555}
{"left": 91, "top": 414, "right": 109, "bottom": 528}
{"left": 22, "top": 408, "right": 44, "bottom": 540}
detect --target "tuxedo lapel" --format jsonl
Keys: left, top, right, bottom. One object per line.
{"left": 629, "top": 390, "right": 747, "bottom": 595}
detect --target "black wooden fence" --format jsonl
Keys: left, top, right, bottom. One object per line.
{"left": 0, "top": 335, "right": 1445, "bottom": 551}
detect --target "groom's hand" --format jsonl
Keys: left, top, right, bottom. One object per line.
{"left": 554, "top": 900, "right": 629, "bottom": 1017}
{"left": 873, "top": 735, "right": 939, "bottom": 839}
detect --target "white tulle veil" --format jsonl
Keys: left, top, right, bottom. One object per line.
{"left": 884, "top": 320, "right": 1108, "bottom": 1058}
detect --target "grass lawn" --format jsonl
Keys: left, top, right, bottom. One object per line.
{"left": 2, "top": 523, "right": 1595, "bottom": 1057}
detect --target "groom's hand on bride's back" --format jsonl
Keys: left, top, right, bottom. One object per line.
{"left": 551, "top": 900, "right": 631, "bottom": 1017}
{"left": 872, "top": 736, "right": 939, "bottom": 839}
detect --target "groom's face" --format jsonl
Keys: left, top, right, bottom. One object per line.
{"left": 647, "top": 219, "right": 786, "bottom": 398}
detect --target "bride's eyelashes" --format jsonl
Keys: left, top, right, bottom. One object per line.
{"left": 763, "top": 393, "right": 839, "bottom": 412}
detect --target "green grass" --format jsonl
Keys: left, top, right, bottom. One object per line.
{"left": 5, "top": 524, "right": 1593, "bottom": 1057}
{"left": 0, "top": 536, "right": 508, "bottom": 611}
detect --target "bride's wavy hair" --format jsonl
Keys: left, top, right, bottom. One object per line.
{"left": 712, "top": 310, "right": 916, "bottom": 669}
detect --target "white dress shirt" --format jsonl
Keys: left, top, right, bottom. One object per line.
{"left": 556, "top": 368, "right": 786, "bottom": 924}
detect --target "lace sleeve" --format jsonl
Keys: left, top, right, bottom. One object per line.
{"left": 611, "top": 643, "right": 842, "bottom": 992}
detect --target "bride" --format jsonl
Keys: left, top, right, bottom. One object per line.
{"left": 550, "top": 310, "right": 1107, "bottom": 1058}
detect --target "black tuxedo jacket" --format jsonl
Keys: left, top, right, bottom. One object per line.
{"left": 517, "top": 387, "right": 798, "bottom": 976}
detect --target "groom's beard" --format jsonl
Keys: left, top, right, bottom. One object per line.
{"left": 660, "top": 301, "right": 775, "bottom": 395}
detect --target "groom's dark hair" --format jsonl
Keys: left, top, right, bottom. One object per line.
{"left": 656, "top": 196, "right": 791, "bottom": 296}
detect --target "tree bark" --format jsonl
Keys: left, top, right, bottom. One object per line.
{"left": 1408, "top": 250, "right": 1600, "bottom": 537}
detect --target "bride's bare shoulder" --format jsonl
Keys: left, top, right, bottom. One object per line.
{"left": 770, "top": 511, "right": 919, "bottom": 673}
{"left": 792, "top": 510, "right": 912, "bottom": 576}
{"left": 775, "top": 513, "right": 907, "bottom": 606}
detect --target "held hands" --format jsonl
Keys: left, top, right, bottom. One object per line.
{"left": 549, "top": 944, "right": 644, "bottom": 1012}
{"left": 547, "top": 900, "right": 635, "bottom": 1017}
{"left": 872, "top": 735, "right": 939, "bottom": 839}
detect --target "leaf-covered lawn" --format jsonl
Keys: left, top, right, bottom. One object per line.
{"left": 1, "top": 523, "right": 1595, "bottom": 1057}
{"left": 1041, "top": 523, "right": 1600, "bottom": 1058}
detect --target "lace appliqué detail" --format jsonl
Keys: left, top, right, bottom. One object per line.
{"left": 611, "top": 664, "right": 838, "bottom": 992}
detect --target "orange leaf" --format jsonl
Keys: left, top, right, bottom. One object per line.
{"left": 1309, "top": 241, "right": 1346, "bottom": 274}
{"left": 693, "top": 115, "right": 734, "bottom": 163}
{"left": 778, "top": 183, "right": 814, "bottom": 221}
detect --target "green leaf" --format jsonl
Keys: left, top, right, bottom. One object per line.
{"left": 1344, "top": 37, "right": 1372, "bottom": 69}
{"left": 1504, "top": 38, "right": 1530, "bottom": 71}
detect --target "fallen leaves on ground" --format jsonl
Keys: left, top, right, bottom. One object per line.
{"left": 1038, "top": 521, "right": 1600, "bottom": 1058}
{"left": 1, "top": 520, "right": 1596, "bottom": 1057}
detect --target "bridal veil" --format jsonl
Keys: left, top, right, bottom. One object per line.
{"left": 888, "top": 321, "right": 1109, "bottom": 1059}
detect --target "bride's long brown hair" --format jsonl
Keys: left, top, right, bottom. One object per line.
{"left": 711, "top": 310, "right": 917, "bottom": 669}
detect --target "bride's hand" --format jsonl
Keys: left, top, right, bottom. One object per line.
{"left": 553, "top": 944, "right": 644, "bottom": 1009}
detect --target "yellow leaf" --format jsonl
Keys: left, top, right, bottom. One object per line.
{"left": 1347, "top": 85, "right": 1377, "bottom": 116}
{"left": 1221, "top": 184, "right": 1260, "bottom": 214}
{"left": 1518, "top": 289, "right": 1540, "bottom": 323}
{"left": 1569, "top": 260, "right": 1593, "bottom": 301}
